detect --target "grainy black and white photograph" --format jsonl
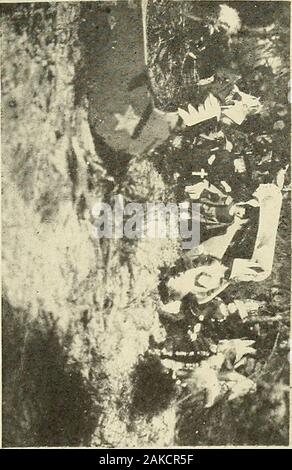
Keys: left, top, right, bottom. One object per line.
{"left": 1, "top": 0, "right": 291, "bottom": 448}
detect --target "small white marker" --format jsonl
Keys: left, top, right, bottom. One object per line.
{"left": 192, "top": 168, "right": 208, "bottom": 179}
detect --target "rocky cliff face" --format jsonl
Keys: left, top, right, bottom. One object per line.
{"left": 1, "top": 2, "right": 178, "bottom": 447}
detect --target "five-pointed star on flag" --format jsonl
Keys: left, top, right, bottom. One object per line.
{"left": 114, "top": 105, "right": 140, "bottom": 136}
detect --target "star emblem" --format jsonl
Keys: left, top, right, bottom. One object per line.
{"left": 114, "top": 105, "right": 140, "bottom": 137}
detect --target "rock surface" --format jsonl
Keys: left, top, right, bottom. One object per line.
{"left": 1, "top": 2, "right": 179, "bottom": 447}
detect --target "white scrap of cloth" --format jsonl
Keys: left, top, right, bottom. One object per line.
{"left": 231, "top": 184, "right": 283, "bottom": 283}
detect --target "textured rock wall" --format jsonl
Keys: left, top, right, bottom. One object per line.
{"left": 1, "top": 2, "right": 178, "bottom": 447}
